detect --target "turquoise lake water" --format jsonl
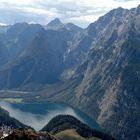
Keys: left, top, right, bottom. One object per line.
{"left": 0, "top": 101, "right": 101, "bottom": 131}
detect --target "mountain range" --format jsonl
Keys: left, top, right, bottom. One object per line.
{"left": 0, "top": 5, "right": 140, "bottom": 140}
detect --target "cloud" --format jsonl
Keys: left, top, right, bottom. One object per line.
{"left": 0, "top": 0, "right": 139, "bottom": 27}
{"left": 114, "top": 0, "right": 134, "bottom": 2}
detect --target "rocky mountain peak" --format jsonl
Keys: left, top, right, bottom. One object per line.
{"left": 47, "top": 18, "right": 63, "bottom": 27}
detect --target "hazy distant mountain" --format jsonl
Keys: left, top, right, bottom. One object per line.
{"left": 47, "top": 18, "right": 63, "bottom": 27}
{"left": 0, "top": 24, "right": 73, "bottom": 89}
{"left": 0, "top": 18, "right": 84, "bottom": 89}
{"left": 45, "top": 18, "right": 83, "bottom": 34}
{"left": 0, "top": 23, "right": 44, "bottom": 67}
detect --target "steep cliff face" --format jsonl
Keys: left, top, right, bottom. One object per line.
{"left": 63, "top": 7, "right": 129, "bottom": 69}
{"left": 65, "top": 6, "right": 140, "bottom": 140}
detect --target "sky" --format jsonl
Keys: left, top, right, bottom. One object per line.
{"left": 0, "top": 0, "right": 139, "bottom": 27}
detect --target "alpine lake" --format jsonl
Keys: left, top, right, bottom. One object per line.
{"left": 0, "top": 98, "right": 101, "bottom": 131}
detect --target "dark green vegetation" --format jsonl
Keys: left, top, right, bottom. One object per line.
{"left": 42, "top": 115, "right": 115, "bottom": 140}
{"left": 0, "top": 107, "right": 30, "bottom": 129}
{"left": 0, "top": 5, "right": 140, "bottom": 140}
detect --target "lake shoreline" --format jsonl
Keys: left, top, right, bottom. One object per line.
{"left": 0, "top": 100, "right": 101, "bottom": 132}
